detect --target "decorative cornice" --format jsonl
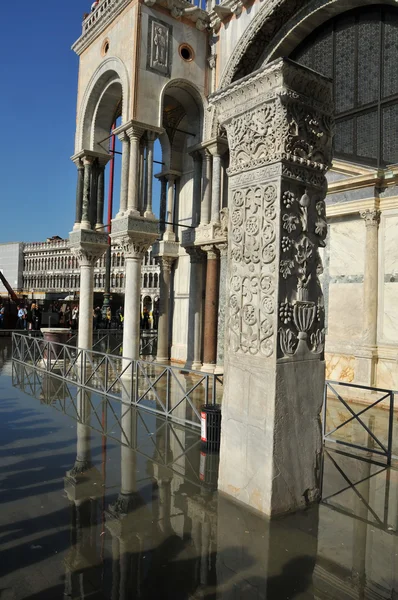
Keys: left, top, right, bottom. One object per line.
{"left": 72, "top": 0, "right": 132, "bottom": 56}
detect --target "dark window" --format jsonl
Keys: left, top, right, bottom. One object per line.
{"left": 290, "top": 6, "right": 398, "bottom": 167}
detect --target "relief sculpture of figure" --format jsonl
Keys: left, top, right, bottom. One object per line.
{"left": 153, "top": 26, "right": 167, "bottom": 66}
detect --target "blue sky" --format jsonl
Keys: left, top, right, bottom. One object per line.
{"left": 0, "top": 0, "right": 160, "bottom": 244}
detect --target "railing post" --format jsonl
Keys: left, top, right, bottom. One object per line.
{"left": 205, "top": 375, "right": 209, "bottom": 405}
{"left": 166, "top": 368, "right": 170, "bottom": 415}
{"left": 387, "top": 391, "right": 394, "bottom": 466}
{"left": 104, "top": 356, "right": 109, "bottom": 393}
{"left": 212, "top": 374, "right": 216, "bottom": 405}
{"left": 322, "top": 382, "right": 328, "bottom": 441}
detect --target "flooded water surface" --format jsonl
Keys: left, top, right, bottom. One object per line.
{"left": 0, "top": 339, "right": 397, "bottom": 599}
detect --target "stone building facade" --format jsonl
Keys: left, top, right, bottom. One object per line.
{"left": 22, "top": 237, "right": 160, "bottom": 312}
{"left": 67, "top": 0, "right": 398, "bottom": 514}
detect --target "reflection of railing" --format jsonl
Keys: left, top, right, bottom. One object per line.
{"left": 12, "top": 333, "right": 223, "bottom": 428}
{"left": 323, "top": 380, "right": 394, "bottom": 465}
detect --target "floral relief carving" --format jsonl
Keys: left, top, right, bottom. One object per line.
{"left": 227, "top": 182, "right": 276, "bottom": 357}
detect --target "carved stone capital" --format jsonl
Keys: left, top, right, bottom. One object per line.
{"left": 118, "top": 235, "right": 155, "bottom": 260}
{"left": 202, "top": 244, "right": 218, "bottom": 260}
{"left": 217, "top": 242, "right": 228, "bottom": 256}
{"left": 160, "top": 256, "right": 175, "bottom": 274}
{"left": 360, "top": 209, "right": 381, "bottom": 227}
{"left": 186, "top": 246, "right": 205, "bottom": 264}
{"left": 69, "top": 229, "right": 108, "bottom": 268}
{"left": 111, "top": 215, "right": 159, "bottom": 260}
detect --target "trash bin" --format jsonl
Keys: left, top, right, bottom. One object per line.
{"left": 200, "top": 404, "right": 222, "bottom": 452}
{"left": 199, "top": 449, "right": 220, "bottom": 490}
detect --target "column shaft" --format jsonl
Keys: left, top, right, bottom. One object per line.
{"left": 216, "top": 245, "right": 228, "bottom": 368}
{"left": 211, "top": 153, "right": 222, "bottom": 223}
{"left": 127, "top": 132, "right": 141, "bottom": 214}
{"left": 192, "top": 153, "right": 202, "bottom": 227}
{"left": 157, "top": 258, "right": 172, "bottom": 362}
{"left": 145, "top": 135, "right": 155, "bottom": 218}
{"left": 118, "top": 134, "right": 130, "bottom": 215}
{"left": 123, "top": 256, "right": 142, "bottom": 360}
{"left": 191, "top": 255, "right": 204, "bottom": 370}
{"left": 203, "top": 249, "right": 219, "bottom": 369}
{"left": 78, "top": 263, "right": 94, "bottom": 350}
{"left": 362, "top": 210, "right": 380, "bottom": 346}
{"left": 74, "top": 165, "right": 84, "bottom": 228}
{"left": 81, "top": 160, "right": 93, "bottom": 230}
{"left": 201, "top": 151, "right": 212, "bottom": 226}
{"left": 159, "top": 177, "right": 167, "bottom": 236}
{"left": 164, "top": 178, "right": 176, "bottom": 241}
{"left": 96, "top": 166, "right": 105, "bottom": 229}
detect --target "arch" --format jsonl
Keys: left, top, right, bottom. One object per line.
{"left": 144, "top": 273, "right": 148, "bottom": 288}
{"left": 75, "top": 57, "right": 130, "bottom": 153}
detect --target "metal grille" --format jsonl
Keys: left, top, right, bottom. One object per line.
{"left": 334, "top": 118, "right": 354, "bottom": 155}
{"left": 335, "top": 17, "right": 356, "bottom": 114}
{"left": 357, "top": 11, "right": 380, "bottom": 106}
{"left": 356, "top": 110, "right": 378, "bottom": 160}
{"left": 382, "top": 103, "right": 398, "bottom": 164}
{"left": 291, "top": 6, "right": 398, "bottom": 167}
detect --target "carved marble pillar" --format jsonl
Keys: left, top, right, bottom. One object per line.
{"left": 73, "top": 159, "right": 84, "bottom": 230}
{"left": 69, "top": 230, "right": 108, "bottom": 351}
{"left": 163, "top": 174, "right": 178, "bottom": 242}
{"left": 357, "top": 209, "right": 381, "bottom": 385}
{"left": 156, "top": 257, "right": 175, "bottom": 363}
{"left": 95, "top": 164, "right": 105, "bottom": 230}
{"left": 211, "top": 58, "right": 333, "bottom": 516}
{"left": 81, "top": 157, "right": 94, "bottom": 230}
{"left": 145, "top": 132, "right": 156, "bottom": 219}
{"left": 202, "top": 245, "right": 219, "bottom": 372}
{"left": 111, "top": 216, "right": 158, "bottom": 363}
{"left": 200, "top": 150, "right": 212, "bottom": 226}
{"left": 208, "top": 138, "right": 228, "bottom": 224}
{"left": 158, "top": 176, "right": 167, "bottom": 236}
{"left": 126, "top": 126, "right": 144, "bottom": 216}
{"left": 117, "top": 131, "right": 130, "bottom": 217}
{"left": 191, "top": 150, "right": 202, "bottom": 227}
{"left": 216, "top": 242, "right": 228, "bottom": 370}
{"left": 186, "top": 248, "right": 205, "bottom": 370}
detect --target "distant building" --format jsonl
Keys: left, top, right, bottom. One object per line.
{"left": 0, "top": 238, "right": 160, "bottom": 315}
{"left": 0, "top": 242, "right": 23, "bottom": 295}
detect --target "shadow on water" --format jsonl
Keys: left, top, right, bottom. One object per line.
{"left": 0, "top": 348, "right": 396, "bottom": 599}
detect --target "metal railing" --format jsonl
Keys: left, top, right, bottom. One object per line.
{"left": 323, "top": 380, "right": 394, "bottom": 465}
{"left": 12, "top": 332, "right": 222, "bottom": 428}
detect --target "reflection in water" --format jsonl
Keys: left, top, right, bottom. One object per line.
{"left": 7, "top": 360, "right": 398, "bottom": 599}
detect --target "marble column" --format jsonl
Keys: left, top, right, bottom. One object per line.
{"left": 186, "top": 248, "right": 204, "bottom": 370}
{"left": 200, "top": 150, "right": 212, "bottom": 226}
{"left": 117, "top": 131, "right": 130, "bottom": 217}
{"left": 122, "top": 242, "right": 147, "bottom": 361}
{"left": 145, "top": 132, "right": 156, "bottom": 219}
{"left": 95, "top": 165, "right": 105, "bottom": 230}
{"left": 358, "top": 209, "right": 381, "bottom": 385}
{"left": 139, "top": 140, "right": 146, "bottom": 215}
{"left": 74, "top": 160, "right": 84, "bottom": 230}
{"left": 81, "top": 157, "right": 94, "bottom": 230}
{"left": 164, "top": 175, "right": 176, "bottom": 242}
{"left": 126, "top": 126, "right": 143, "bottom": 216}
{"left": 216, "top": 242, "right": 228, "bottom": 370}
{"left": 69, "top": 229, "right": 108, "bottom": 352}
{"left": 156, "top": 257, "right": 174, "bottom": 363}
{"left": 202, "top": 245, "right": 219, "bottom": 372}
{"left": 191, "top": 151, "right": 202, "bottom": 227}
{"left": 211, "top": 58, "right": 333, "bottom": 516}
{"left": 159, "top": 176, "right": 167, "bottom": 236}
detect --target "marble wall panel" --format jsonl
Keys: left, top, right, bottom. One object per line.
{"left": 329, "top": 219, "right": 365, "bottom": 278}
{"left": 376, "top": 358, "right": 398, "bottom": 392}
{"left": 327, "top": 283, "right": 363, "bottom": 341}
{"left": 325, "top": 353, "right": 356, "bottom": 382}
{"left": 382, "top": 214, "right": 398, "bottom": 276}
{"left": 380, "top": 283, "right": 398, "bottom": 343}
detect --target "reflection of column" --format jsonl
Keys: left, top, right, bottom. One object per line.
{"left": 145, "top": 132, "right": 156, "bottom": 218}
{"left": 202, "top": 245, "right": 219, "bottom": 372}
{"left": 216, "top": 243, "right": 228, "bottom": 370}
{"left": 358, "top": 209, "right": 381, "bottom": 385}
{"left": 157, "top": 257, "right": 174, "bottom": 363}
{"left": 118, "top": 131, "right": 130, "bottom": 217}
{"left": 73, "top": 159, "right": 84, "bottom": 230}
{"left": 126, "top": 126, "right": 143, "bottom": 215}
{"left": 186, "top": 248, "right": 204, "bottom": 370}
{"left": 81, "top": 157, "right": 94, "bottom": 230}
{"left": 95, "top": 165, "right": 105, "bottom": 230}
{"left": 159, "top": 176, "right": 167, "bottom": 236}
{"left": 164, "top": 175, "right": 177, "bottom": 241}
{"left": 200, "top": 151, "right": 212, "bottom": 226}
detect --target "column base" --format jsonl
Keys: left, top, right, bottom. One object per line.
{"left": 95, "top": 223, "right": 104, "bottom": 231}
{"left": 201, "top": 362, "right": 216, "bottom": 374}
{"left": 73, "top": 222, "right": 81, "bottom": 231}
{"left": 124, "top": 208, "right": 140, "bottom": 218}
{"left": 156, "top": 356, "right": 170, "bottom": 365}
{"left": 162, "top": 231, "right": 176, "bottom": 242}
{"left": 185, "top": 360, "right": 202, "bottom": 371}
{"left": 144, "top": 211, "right": 156, "bottom": 220}
{"left": 214, "top": 365, "right": 224, "bottom": 375}
{"left": 115, "top": 210, "right": 125, "bottom": 219}
{"left": 80, "top": 220, "right": 92, "bottom": 230}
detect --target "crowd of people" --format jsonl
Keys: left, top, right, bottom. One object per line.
{"left": 15, "top": 303, "right": 42, "bottom": 331}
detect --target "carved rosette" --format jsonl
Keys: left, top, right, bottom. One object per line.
{"left": 228, "top": 183, "right": 277, "bottom": 358}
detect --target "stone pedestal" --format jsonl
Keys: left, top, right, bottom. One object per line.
{"left": 111, "top": 215, "right": 158, "bottom": 363}
{"left": 69, "top": 229, "right": 108, "bottom": 350}
{"left": 211, "top": 58, "right": 333, "bottom": 516}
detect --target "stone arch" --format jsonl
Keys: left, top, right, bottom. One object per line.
{"left": 75, "top": 57, "right": 130, "bottom": 153}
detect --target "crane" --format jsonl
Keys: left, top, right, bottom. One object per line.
{"left": 0, "top": 271, "right": 20, "bottom": 304}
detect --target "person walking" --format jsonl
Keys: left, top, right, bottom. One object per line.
{"left": 17, "top": 306, "right": 26, "bottom": 330}
{"left": 31, "top": 303, "right": 41, "bottom": 331}
{"left": 0, "top": 304, "right": 5, "bottom": 329}
{"left": 64, "top": 305, "right": 72, "bottom": 329}
{"left": 116, "top": 306, "right": 123, "bottom": 330}
{"left": 105, "top": 306, "right": 112, "bottom": 329}
{"left": 26, "top": 304, "right": 33, "bottom": 330}
{"left": 71, "top": 306, "right": 79, "bottom": 330}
